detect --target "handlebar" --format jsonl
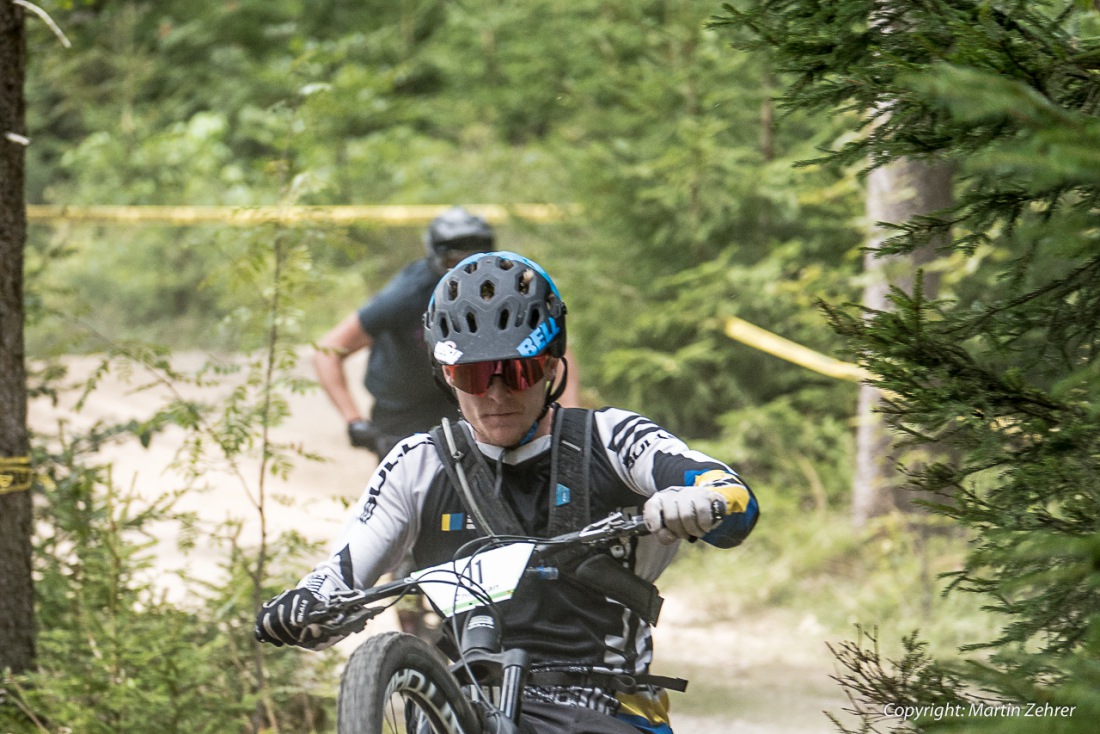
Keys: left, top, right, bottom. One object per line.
{"left": 531, "top": 511, "right": 648, "bottom": 559}
{"left": 307, "top": 511, "right": 651, "bottom": 637}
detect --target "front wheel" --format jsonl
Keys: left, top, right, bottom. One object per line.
{"left": 338, "top": 631, "right": 482, "bottom": 734}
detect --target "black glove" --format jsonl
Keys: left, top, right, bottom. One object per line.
{"left": 254, "top": 588, "right": 326, "bottom": 648}
{"left": 347, "top": 419, "right": 381, "bottom": 452}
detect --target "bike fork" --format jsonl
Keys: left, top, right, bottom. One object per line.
{"left": 456, "top": 607, "right": 531, "bottom": 730}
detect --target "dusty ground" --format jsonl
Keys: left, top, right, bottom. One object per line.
{"left": 28, "top": 350, "right": 850, "bottom": 733}
{"left": 653, "top": 596, "right": 850, "bottom": 733}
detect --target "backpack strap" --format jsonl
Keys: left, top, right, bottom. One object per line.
{"left": 430, "top": 409, "right": 594, "bottom": 539}
{"left": 548, "top": 408, "right": 667, "bottom": 625}
{"left": 430, "top": 418, "right": 525, "bottom": 538}
{"left": 547, "top": 407, "right": 594, "bottom": 536}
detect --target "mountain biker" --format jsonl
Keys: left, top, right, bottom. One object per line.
{"left": 259, "top": 252, "right": 760, "bottom": 734}
{"left": 313, "top": 209, "right": 582, "bottom": 637}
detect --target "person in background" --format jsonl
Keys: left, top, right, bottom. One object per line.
{"left": 313, "top": 206, "right": 496, "bottom": 461}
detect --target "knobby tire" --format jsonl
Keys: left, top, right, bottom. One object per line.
{"left": 338, "top": 631, "right": 481, "bottom": 734}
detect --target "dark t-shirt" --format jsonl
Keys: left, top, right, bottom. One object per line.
{"left": 357, "top": 258, "right": 460, "bottom": 436}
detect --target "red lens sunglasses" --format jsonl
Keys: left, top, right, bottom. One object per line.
{"left": 442, "top": 355, "right": 551, "bottom": 396}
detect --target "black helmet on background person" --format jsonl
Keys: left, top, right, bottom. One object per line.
{"left": 424, "top": 206, "right": 495, "bottom": 273}
{"left": 424, "top": 251, "right": 566, "bottom": 367}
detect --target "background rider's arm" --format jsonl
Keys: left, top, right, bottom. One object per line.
{"left": 313, "top": 311, "right": 373, "bottom": 423}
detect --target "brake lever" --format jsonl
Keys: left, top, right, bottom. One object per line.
{"left": 328, "top": 588, "right": 374, "bottom": 606}
{"left": 578, "top": 511, "right": 646, "bottom": 541}
{"left": 308, "top": 604, "right": 384, "bottom": 637}
{"left": 308, "top": 587, "right": 386, "bottom": 624}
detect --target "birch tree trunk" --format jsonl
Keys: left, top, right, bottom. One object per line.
{"left": 852, "top": 157, "right": 953, "bottom": 527}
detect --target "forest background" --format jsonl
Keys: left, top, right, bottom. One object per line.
{"left": 3, "top": 1, "right": 1100, "bottom": 733}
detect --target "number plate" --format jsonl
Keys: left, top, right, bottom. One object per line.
{"left": 412, "top": 543, "right": 535, "bottom": 618}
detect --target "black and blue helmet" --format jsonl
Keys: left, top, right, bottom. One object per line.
{"left": 424, "top": 251, "right": 567, "bottom": 366}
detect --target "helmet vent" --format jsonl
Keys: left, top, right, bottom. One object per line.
{"left": 463, "top": 261, "right": 479, "bottom": 274}
{"left": 439, "top": 315, "right": 451, "bottom": 337}
{"left": 480, "top": 280, "right": 495, "bottom": 301}
{"left": 528, "top": 306, "right": 541, "bottom": 328}
{"left": 499, "top": 258, "right": 515, "bottom": 271}
{"left": 466, "top": 312, "right": 478, "bottom": 333}
{"left": 517, "top": 269, "right": 533, "bottom": 295}
{"left": 446, "top": 280, "right": 459, "bottom": 301}
{"left": 499, "top": 309, "right": 511, "bottom": 330}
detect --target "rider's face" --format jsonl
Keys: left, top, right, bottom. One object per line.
{"left": 442, "top": 250, "right": 481, "bottom": 270}
{"left": 433, "top": 249, "right": 483, "bottom": 276}
{"left": 450, "top": 360, "right": 558, "bottom": 446}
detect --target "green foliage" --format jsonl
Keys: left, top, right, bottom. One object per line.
{"left": 823, "top": 534, "right": 1100, "bottom": 734}
{"left": 16, "top": 1, "right": 1100, "bottom": 728}
{"left": 23, "top": 0, "right": 866, "bottom": 514}
{"left": 825, "top": 628, "right": 969, "bottom": 734}
{"left": 9, "top": 70, "right": 347, "bottom": 729}
{"left": 0, "top": 424, "right": 332, "bottom": 734}
{"left": 715, "top": 0, "right": 1100, "bottom": 729}
{"left": 4, "top": 252, "right": 337, "bottom": 731}
{"left": 523, "top": 4, "right": 866, "bottom": 512}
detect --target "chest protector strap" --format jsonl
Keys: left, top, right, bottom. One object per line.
{"left": 430, "top": 409, "right": 595, "bottom": 539}
{"left": 431, "top": 418, "right": 525, "bottom": 538}
{"left": 547, "top": 407, "right": 594, "bottom": 536}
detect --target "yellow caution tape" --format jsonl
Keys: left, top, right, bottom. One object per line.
{"left": 25, "top": 203, "right": 580, "bottom": 225}
{"left": 724, "top": 316, "right": 871, "bottom": 383}
{"left": 0, "top": 456, "right": 33, "bottom": 496}
{"left": 25, "top": 202, "right": 870, "bottom": 386}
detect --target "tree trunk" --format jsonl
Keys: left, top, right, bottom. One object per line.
{"left": 0, "top": 0, "right": 35, "bottom": 675}
{"left": 852, "top": 157, "right": 953, "bottom": 527}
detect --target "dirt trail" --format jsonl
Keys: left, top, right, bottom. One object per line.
{"left": 30, "top": 351, "right": 374, "bottom": 594}
{"left": 28, "top": 351, "right": 848, "bottom": 733}
{"left": 653, "top": 597, "right": 849, "bottom": 733}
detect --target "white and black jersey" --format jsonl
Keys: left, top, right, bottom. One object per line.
{"left": 299, "top": 406, "right": 759, "bottom": 719}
